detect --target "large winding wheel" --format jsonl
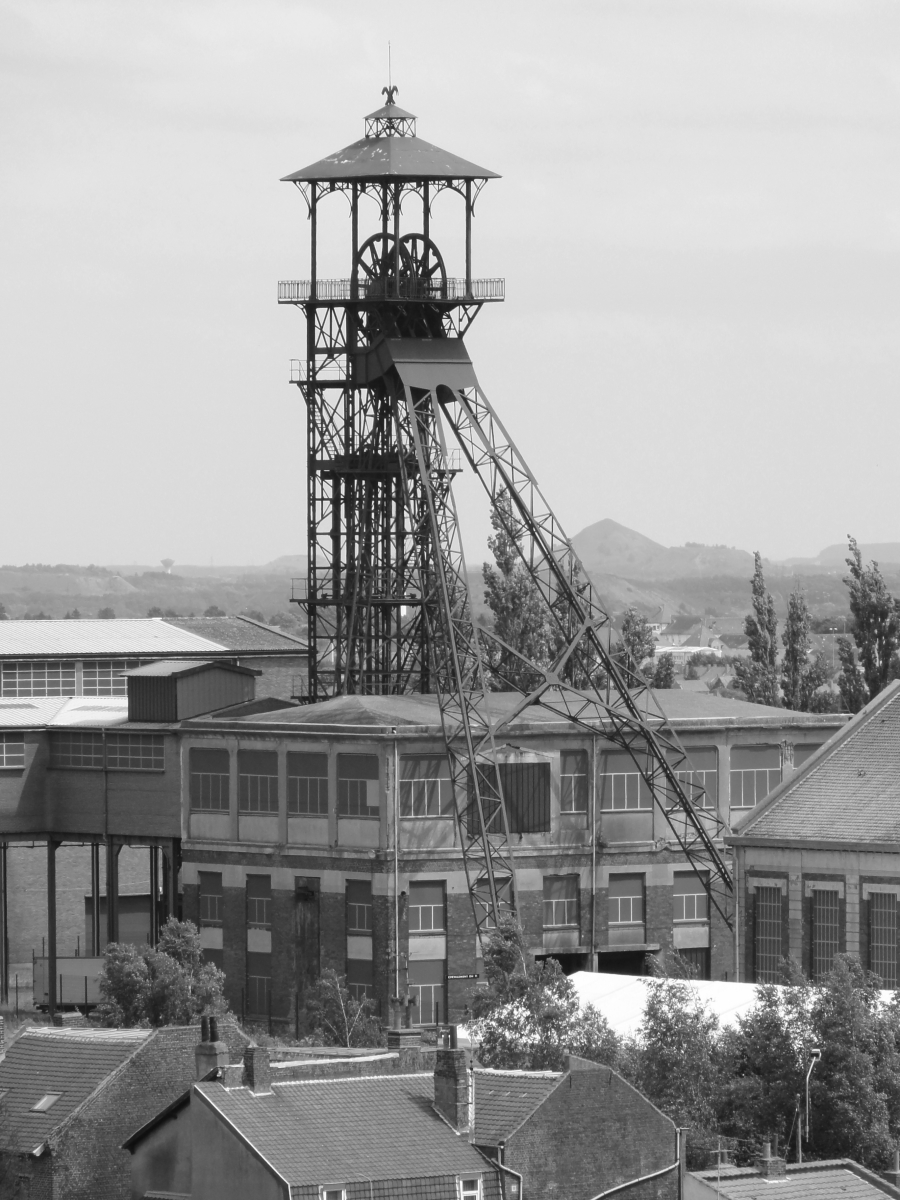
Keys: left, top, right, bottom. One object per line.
{"left": 399, "top": 234, "right": 447, "bottom": 300}
{"left": 356, "top": 233, "right": 412, "bottom": 300}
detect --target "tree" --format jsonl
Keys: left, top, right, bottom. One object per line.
{"left": 616, "top": 606, "right": 655, "bottom": 681}
{"left": 781, "top": 588, "right": 830, "bottom": 711}
{"left": 483, "top": 492, "right": 551, "bottom": 689}
{"left": 734, "top": 552, "right": 779, "bottom": 706}
{"left": 839, "top": 537, "right": 900, "bottom": 710}
{"left": 298, "top": 970, "right": 385, "bottom": 1047}
{"left": 64, "top": 608, "right": 82, "bottom": 619}
{"left": 652, "top": 652, "right": 676, "bottom": 689}
{"left": 98, "top": 918, "right": 227, "bottom": 1027}
{"left": 0, "top": 603, "right": 8, "bottom": 620}
{"left": 97, "top": 607, "right": 116, "bottom": 619}
{"left": 147, "top": 606, "right": 164, "bottom": 617}
{"left": 203, "top": 605, "right": 227, "bottom": 618}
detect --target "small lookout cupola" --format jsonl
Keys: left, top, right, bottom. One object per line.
{"left": 365, "top": 86, "right": 417, "bottom": 138}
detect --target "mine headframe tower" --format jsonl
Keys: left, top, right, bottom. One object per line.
{"left": 280, "top": 92, "right": 733, "bottom": 942}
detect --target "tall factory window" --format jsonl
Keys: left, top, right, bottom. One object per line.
{"left": 190, "top": 748, "right": 230, "bottom": 812}
{"left": 668, "top": 749, "right": 718, "bottom": 809}
{"left": 408, "top": 881, "right": 445, "bottom": 932}
{"left": 287, "top": 752, "right": 328, "bottom": 815}
{"left": 238, "top": 749, "right": 278, "bottom": 813}
{"left": 82, "top": 659, "right": 140, "bottom": 696}
{"left": 246, "top": 875, "right": 272, "bottom": 928}
{"left": 346, "top": 958, "right": 374, "bottom": 1002}
{"left": 106, "top": 734, "right": 164, "bottom": 771}
{"left": 400, "top": 755, "right": 453, "bottom": 817}
{"left": 598, "top": 752, "right": 652, "bottom": 811}
{"left": 869, "top": 892, "right": 898, "bottom": 988}
{"left": 543, "top": 876, "right": 579, "bottom": 928}
{"left": 50, "top": 732, "right": 104, "bottom": 769}
{"left": 472, "top": 879, "right": 513, "bottom": 931}
{"left": 346, "top": 880, "right": 374, "bottom": 1001}
{"left": 408, "top": 959, "right": 444, "bottom": 1026}
{"left": 608, "top": 875, "right": 644, "bottom": 930}
{"left": 560, "top": 750, "right": 589, "bottom": 813}
{"left": 730, "top": 746, "right": 781, "bottom": 809}
{"left": 673, "top": 872, "right": 709, "bottom": 922}
{"left": 466, "top": 762, "right": 550, "bottom": 835}
{"left": 754, "top": 886, "right": 782, "bottom": 983}
{"left": 811, "top": 889, "right": 841, "bottom": 981}
{"left": 0, "top": 735, "right": 25, "bottom": 769}
{"left": 346, "top": 879, "right": 373, "bottom": 934}
{"left": 199, "top": 872, "right": 223, "bottom": 926}
{"left": 337, "top": 754, "right": 379, "bottom": 818}
{"left": 1, "top": 660, "right": 76, "bottom": 698}
{"left": 246, "top": 953, "right": 271, "bottom": 1017}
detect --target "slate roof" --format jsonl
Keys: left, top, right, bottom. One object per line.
{"left": 731, "top": 681, "right": 900, "bottom": 846}
{"left": 690, "top": 1160, "right": 900, "bottom": 1199}
{"left": 0, "top": 617, "right": 306, "bottom": 660}
{"left": 282, "top": 136, "right": 499, "bottom": 184}
{"left": 472, "top": 1070, "right": 561, "bottom": 1145}
{"left": 195, "top": 1073, "right": 490, "bottom": 1186}
{"left": 0, "top": 1026, "right": 150, "bottom": 1150}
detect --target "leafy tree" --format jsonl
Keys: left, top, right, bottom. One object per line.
{"left": 839, "top": 537, "right": 900, "bottom": 711}
{"left": 99, "top": 918, "right": 227, "bottom": 1027}
{"left": 483, "top": 492, "right": 551, "bottom": 689}
{"left": 652, "top": 652, "right": 676, "bottom": 689}
{"left": 734, "top": 552, "right": 779, "bottom": 706}
{"left": 616, "top": 606, "right": 655, "bottom": 680}
{"left": 203, "top": 605, "right": 227, "bottom": 618}
{"left": 298, "top": 969, "right": 385, "bottom": 1047}
{"left": 64, "top": 608, "right": 82, "bottom": 619}
{"left": 97, "top": 607, "right": 116, "bottom": 619}
{"left": 0, "top": 603, "right": 6, "bottom": 621}
{"left": 837, "top": 636, "right": 870, "bottom": 714}
{"left": 780, "top": 588, "right": 830, "bottom": 711}
{"left": 147, "top": 606, "right": 165, "bottom": 617}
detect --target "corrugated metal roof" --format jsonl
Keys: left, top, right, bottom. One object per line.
{"left": 281, "top": 135, "right": 499, "bottom": 183}
{"left": 731, "top": 681, "right": 900, "bottom": 845}
{"left": 166, "top": 617, "right": 307, "bottom": 653}
{"left": 0, "top": 697, "right": 129, "bottom": 728}
{"left": 122, "top": 660, "right": 259, "bottom": 679}
{"left": 0, "top": 619, "right": 224, "bottom": 658}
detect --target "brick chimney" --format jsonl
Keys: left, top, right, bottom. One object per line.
{"left": 243, "top": 1045, "right": 272, "bottom": 1094}
{"left": 754, "top": 1143, "right": 786, "bottom": 1179}
{"left": 195, "top": 1015, "right": 230, "bottom": 1080}
{"left": 434, "top": 1039, "right": 470, "bottom": 1134}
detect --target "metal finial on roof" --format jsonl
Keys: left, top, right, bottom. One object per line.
{"left": 382, "top": 84, "right": 398, "bottom": 105}
{"left": 365, "top": 85, "right": 416, "bottom": 139}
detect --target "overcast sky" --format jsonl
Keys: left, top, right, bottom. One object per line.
{"left": 2, "top": 0, "right": 898, "bottom": 567}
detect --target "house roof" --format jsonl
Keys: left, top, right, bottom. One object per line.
{"left": 194, "top": 1073, "right": 490, "bottom": 1187}
{"left": 0, "top": 617, "right": 306, "bottom": 660}
{"left": 730, "top": 681, "right": 900, "bottom": 846}
{"left": 689, "top": 1159, "right": 900, "bottom": 1198}
{"left": 472, "top": 1069, "right": 561, "bottom": 1144}
{"left": 122, "top": 660, "right": 260, "bottom": 679}
{"left": 0, "top": 1026, "right": 150, "bottom": 1150}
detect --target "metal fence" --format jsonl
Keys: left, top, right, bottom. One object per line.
{"left": 278, "top": 278, "right": 505, "bottom": 303}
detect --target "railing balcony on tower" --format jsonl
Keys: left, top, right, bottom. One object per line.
{"left": 278, "top": 278, "right": 505, "bottom": 304}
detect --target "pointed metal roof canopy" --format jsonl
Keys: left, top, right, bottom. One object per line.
{"left": 281, "top": 89, "right": 499, "bottom": 185}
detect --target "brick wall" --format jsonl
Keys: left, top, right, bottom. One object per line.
{"left": 506, "top": 1063, "right": 678, "bottom": 1200}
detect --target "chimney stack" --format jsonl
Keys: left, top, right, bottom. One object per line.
{"left": 243, "top": 1045, "right": 272, "bottom": 1094}
{"left": 194, "top": 1015, "right": 230, "bottom": 1080}
{"left": 884, "top": 1149, "right": 900, "bottom": 1189}
{"left": 754, "top": 1142, "right": 786, "bottom": 1179}
{"left": 434, "top": 1037, "right": 470, "bottom": 1135}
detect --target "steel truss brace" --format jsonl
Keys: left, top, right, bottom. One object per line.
{"left": 431, "top": 375, "right": 734, "bottom": 929}
{"left": 387, "top": 373, "right": 518, "bottom": 941}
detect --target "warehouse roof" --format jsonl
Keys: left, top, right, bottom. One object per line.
{"left": 0, "top": 696, "right": 129, "bottom": 728}
{"left": 0, "top": 616, "right": 306, "bottom": 659}
{"left": 730, "top": 681, "right": 900, "bottom": 846}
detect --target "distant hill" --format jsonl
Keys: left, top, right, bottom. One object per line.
{"left": 570, "top": 519, "right": 757, "bottom": 581}
{"left": 807, "top": 542, "right": 900, "bottom": 568}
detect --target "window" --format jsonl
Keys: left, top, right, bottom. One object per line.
{"left": 409, "top": 958, "right": 444, "bottom": 1024}
{"left": 754, "top": 885, "right": 783, "bottom": 983}
{"left": 869, "top": 892, "right": 898, "bottom": 988}
{"left": 199, "top": 872, "right": 223, "bottom": 926}
{"left": 288, "top": 752, "right": 328, "bottom": 815}
{"left": 247, "top": 875, "right": 271, "bottom": 928}
{"left": 543, "top": 876, "right": 579, "bottom": 927}
{"left": 82, "top": 659, "right": 139, "bottom": 696}
{"left": 466, "top": 762, "right": 551, "bottom": 835}
{"left": 320, "top": 1188, "right": 346, "bottom": 1200}
{"left": 347, "top": 879, "right": 373, "bottom": 933}
{"left": 337, "top": 754, "right": 379, "bottom": 818}
{"left": 678, "top": 947, "right": 710, "bottom": 980}
{"left": 668, "top": 749, "right": 717, "bottom": 810}
{"left": 472, "top": 878, "right": 513, "bottom": 930}
{"left": 812, "top": 889, "right": 840, "bottom": 981}
{"left": 190, "top": 748, "right": 230, "bottom": 812}
{"left": 1, "top": 661, "right": 75, "bottom": 698}
{"left": 459, "top": 1179, "right": 482, "bottom": 1200}
{"left": 30, "top": 1093, "right": 62, "bottom": 1113}
{"left": 409, "top": 881, "right": 445, "bottom": 932}
{"left": 0, "top": 734, "right": 25, "bottom": 769}
{"left": 599, "top": 752, "right": 652, "bottom": 811}
{"left": 238, "top": 749, "right": 278, "bottom": 814}
{"left": 609, "top": 875, "right": 644, "bottom": 926}
{"left": 106, "top": 733, "right": 164, "bottom": 771}
{"left": 346, "top": 958, "right": 374, "bottom": 1002}
{"left": 673, "top": 871, "right": 709, "bottom": 922}
{"left": 794, "top": 744, "right": 823, "bottom": 769}
{"left": 400, "top": 755, "right": 454, "bottom": 817}
{"left": 560, "top": 750, "right": 589, "bottom": 813}
{"left": 246, "top": 951, "right": 271, "bottom": 1016}
{"left": 730, "top": 746, "right": 781, "bottom": 809}
{"left": 50, "top": 732, "right": 104, "bottom": 769}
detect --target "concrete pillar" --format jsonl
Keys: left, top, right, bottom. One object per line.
{"left": 47, "top": 839, "right": 58, "bottom": 1017}
{"left": 106, "top": 838, "right": 120, "bottom": 945}
{"left": 90, "top": 843, "right": 101, "bottom": 954}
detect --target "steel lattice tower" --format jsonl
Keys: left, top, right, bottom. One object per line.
{"left": 280, "top": 91, "right": 733, "bottom": 939}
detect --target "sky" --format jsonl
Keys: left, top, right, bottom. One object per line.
{"left": 1, "top": 0, "right": 899, "bottom": 567}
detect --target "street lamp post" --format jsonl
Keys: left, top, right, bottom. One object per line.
{"left": 799, "top": 1048, "right": 822, "bottom": 1164}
